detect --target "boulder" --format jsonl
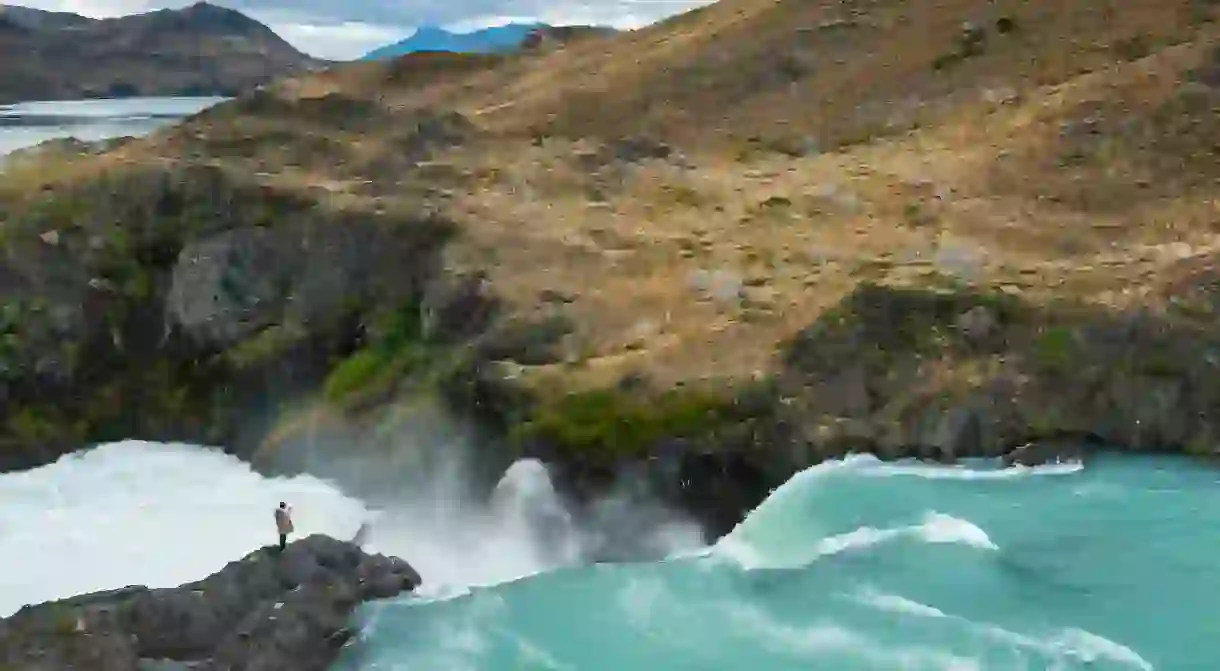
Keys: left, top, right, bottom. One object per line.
{"left": 0, "top": 535, "right": 422, "bottom": 671}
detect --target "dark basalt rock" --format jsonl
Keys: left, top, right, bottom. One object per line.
{"left": 0, "top": 534, "right": 421, "bottom": 671}
{"left": 1001, "top": 439, "right": 1089, "bottom": 467}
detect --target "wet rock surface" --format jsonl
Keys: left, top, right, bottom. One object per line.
{"left": 0, "top": 535, "right": 422, "bottom": 671}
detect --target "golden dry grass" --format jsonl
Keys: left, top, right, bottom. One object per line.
{"left": 31, "top": 0, "right": 1220, "bottom": 394}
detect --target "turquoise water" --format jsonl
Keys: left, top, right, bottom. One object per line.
{"left": 335, "top": 454, "right": 1220, "bottom": 670}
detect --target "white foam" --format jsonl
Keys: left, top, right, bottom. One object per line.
{"left": 709, "top": 456, "right": 874, "bottom": 569}
{"left": 854, "top": 588, "right": 948, "bottom": 619}
{"left": 361, "top": 458, "right": 704, "bottom": 601}
{"left": 709, "top": 452, "right": 1063, "bottom": 571}
{"left": 1049, "top": 629, "right": 1155, "bottom": 671}
{"left": 268, "top": 402, "right": 709, "bottom": 604}
{"left": 727, "top": 602, "right": 982, "bottom": 669}
{"left": 0, "top": 437, "right": 700, "bottom": 616}
{"left": 359, "top": 456, "right": 586, "bottom": 600}
{"left": 848, "top": 590, "right": 1154, "bottom": 670}
{"left": 916, "top": 512, "right": 999, "bottom": 550}
{"left": 714, "top": 510, "right": 997, "bottom": 571}
{"left": 851, "top": 591, "right": 1153, "bottom": 669}
{"left": 0, "top": 440, "right": 368, "bottom": 617}
{"left": 864, "top": 459, "right": 1085, "bottom": 480}
{"left": 975, "top": 624, "right": 1155, "bottom": 669}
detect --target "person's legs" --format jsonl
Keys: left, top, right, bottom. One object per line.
{"left": 279, "top": 533, "right": 286, "bottom": 551}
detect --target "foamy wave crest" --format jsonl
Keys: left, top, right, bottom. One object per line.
{"left": 715, "top": 510, "right": 996, "bottom": 571}
{"left": 867, "top": 460, "right": 1084, "bottom": 480}
{"left": 853, "top": 588, "right": 948, "bottom": 619}
{"left": 852, "top": 590, "right": 1153, "bottom": 670}
{"left": 727, "top": 602, "right": 983, "bottom": 669}
{"left": 916, "top": 512, "right": 998, "bottom": 549}
{"left": 1049, "top": 629, "right": 1155, "bottom": 670}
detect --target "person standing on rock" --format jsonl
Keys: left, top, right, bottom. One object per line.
{"left": 275, "top": 502, "right": 294, "bottom": 552}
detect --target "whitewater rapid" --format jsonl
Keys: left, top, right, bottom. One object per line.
{"left": 4, "top": 442, "right": 1219, "bottom": 669}
{"left": 0, "top": 441, "right": 368, "bottom": 614}
{"left": 0, "top": 438, "right": 701, "bottom": 615}
{"left": 333, "top": 453, "right": 1217, "bottom": 670}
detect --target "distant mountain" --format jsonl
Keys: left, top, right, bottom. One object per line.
{"left": 0, "top": 4, "right": 92, "bottom": 31}
{"left": 0, "top": 1, "right": 325, "bottom": 104}
{"left": 361, "top": 22, "right": 549, "bottom": 60}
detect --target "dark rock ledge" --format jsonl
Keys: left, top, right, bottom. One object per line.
{"left": 0, "top": 535, "right": 422, "bottom": 671}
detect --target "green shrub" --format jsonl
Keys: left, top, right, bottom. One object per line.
{"left": 510, "top": 387, "right": 735, "bottom": 459}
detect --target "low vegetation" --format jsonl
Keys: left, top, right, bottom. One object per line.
{"left": 5, "top": 0, "right": 1220, "bottom": 471}
{"left": 509, "top": 386, "right": 741, "bottom": 460}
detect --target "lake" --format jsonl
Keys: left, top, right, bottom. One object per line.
{"left": 0, "top": 96, "right": 227, "bottom": 159}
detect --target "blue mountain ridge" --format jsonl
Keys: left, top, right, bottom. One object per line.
{"left": 361, "top": 22, "right": 548, "bottom": 60}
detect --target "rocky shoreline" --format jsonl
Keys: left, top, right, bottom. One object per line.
{"left": 0, "top": 535, "right": 422, "bottom": 671}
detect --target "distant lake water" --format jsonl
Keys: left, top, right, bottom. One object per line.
{"left": 0, "top": 96, "right": 227, "bottom": 159}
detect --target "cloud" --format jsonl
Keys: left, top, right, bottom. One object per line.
{"left": 11, "top": 0, "right": 159, "bottom": 15}
{"left": 254, "top": 18, "right": 412, "bottom": 60}
{"left": 6, "top": 0, "right": 714, "bottom": 60}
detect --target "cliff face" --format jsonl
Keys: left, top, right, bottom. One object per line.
{"left": 0, "top": 2, "right": 323, "bottom": 103}
{"left": 2, "top": 0, "right": 1220, "bottom": 536}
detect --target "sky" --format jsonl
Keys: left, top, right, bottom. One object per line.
{"left": 6, "top": 0, "right": 713, "bottom": 59}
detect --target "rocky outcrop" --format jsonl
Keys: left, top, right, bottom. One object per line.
{"left": 165, "top": 216, "right": 448, "bottom": 348}
{"left": 1002, "top": 440, "right": 1089, "bottom": 467}
{"left": 0, "top": 162, "right": 458, "bottom": 469}
{"left": 0, "top": 535, "right": 422, "bottom": 671}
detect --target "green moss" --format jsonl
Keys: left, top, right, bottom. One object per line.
{"left": 327, "top": 350, "right": 388, "bottom": 400}
{"left": 1031, "top": 325, "right": 1078, "bottom": 372}
{"left": 226, "top": 323, "right": 309, "bottom": 370}
{"left": 510, "top": 387, "right": 736, "bottom": 459}
{"left": 321, "top": 300, "right": 437, "bottom": 407}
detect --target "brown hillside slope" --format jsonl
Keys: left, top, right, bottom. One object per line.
{"left": 3, "top": 0, "right": 1220, "bottom": 499}
{"left": 438, "top": 0, "right": 1212, "bottom": 146}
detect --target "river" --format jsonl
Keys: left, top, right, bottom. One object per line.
{"left": 1, "top": 438, "right": 1216, "bottom": 670}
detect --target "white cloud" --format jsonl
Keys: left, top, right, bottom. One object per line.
{"left": 9, "top": 0, "right": 159, "bottom": 15}
{"left": 245, "top": 13, "right": 414, "bottom": 60}
{"left": 5, "top": 0, "right": 715, "bottom": 60}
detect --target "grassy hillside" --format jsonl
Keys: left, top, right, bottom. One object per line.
{"left": 4, "top": 0, "right": 1220, "bottom": 522}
